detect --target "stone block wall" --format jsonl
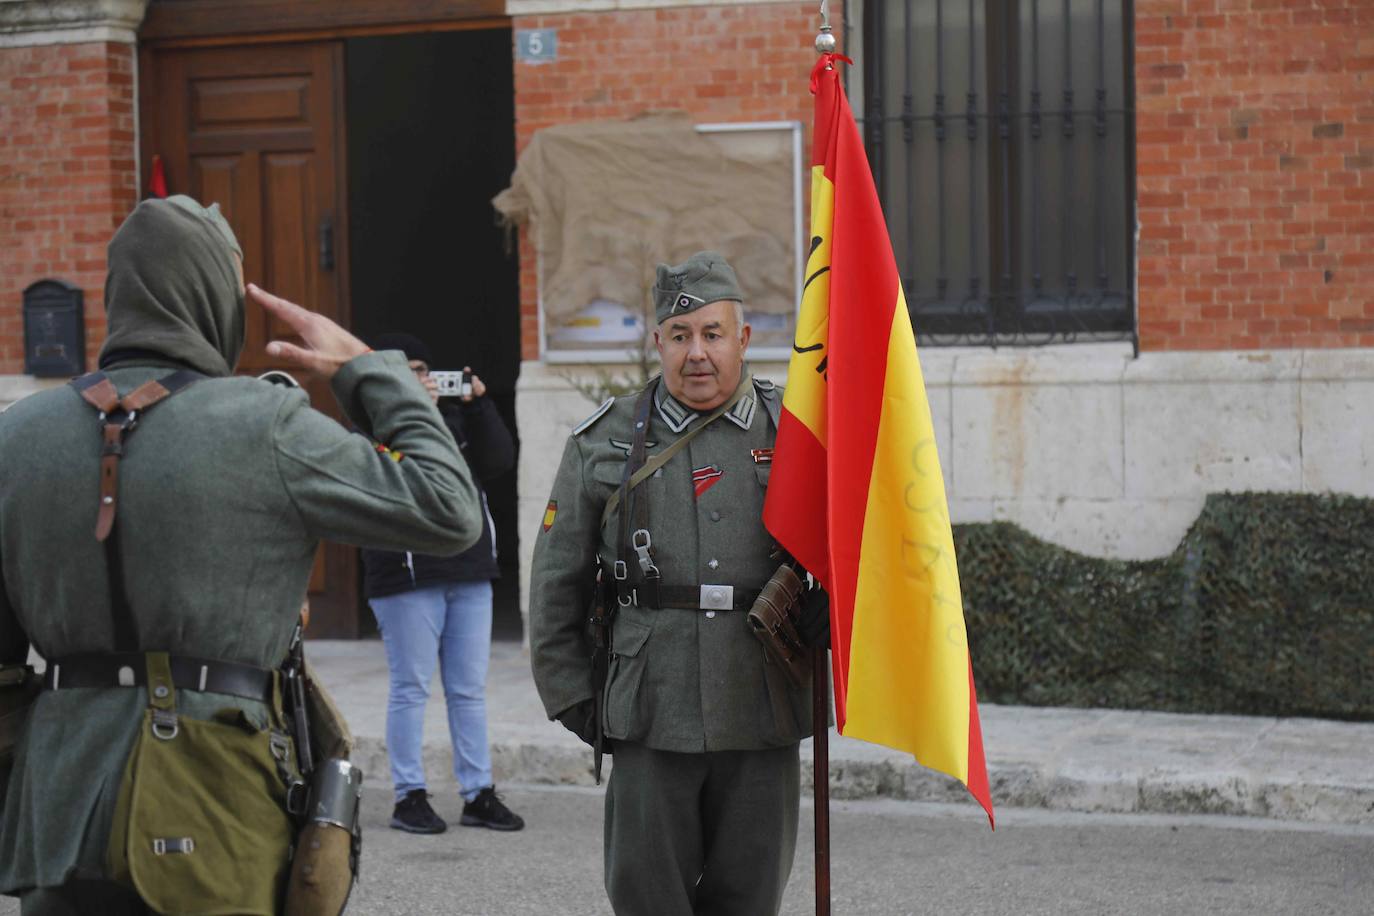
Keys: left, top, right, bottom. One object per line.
{"left": 1135, "top": 0, "right": 1374, "bottom": 351}
{"left": 0, "top": 40, "right": 138, "bottom": 375}
{"left": 516, "top": 345, "right": 1374, "bottom": 622}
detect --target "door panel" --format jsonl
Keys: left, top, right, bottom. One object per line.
{"left": 143, "top": 42, "right": 360, "bottom": 637}
{"left": 192, "top": 76, "right": 312, "bottom": 128}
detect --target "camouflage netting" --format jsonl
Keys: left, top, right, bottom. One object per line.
{"left": 958, "top": 493, "right": 1374, "bottom": 721}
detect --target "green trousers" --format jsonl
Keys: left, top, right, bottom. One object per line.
{"left": 20, "top": 880, "right": 151, "bottom": 915}
{"left": 604, "top": 742, "right": 800, "bottom": 916}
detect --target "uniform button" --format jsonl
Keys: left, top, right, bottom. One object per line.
{"left": 705, "top": 611, "right": 716, "bottom": 619}
{"left": 710, "top": 510, "right": 721, "bottom": 522}
{"left": 708, "top": 559, "right": 720, "bottom": 570}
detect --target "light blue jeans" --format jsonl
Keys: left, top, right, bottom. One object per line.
{"left": 369, "top": 580, "right": 494, "bottom": 803}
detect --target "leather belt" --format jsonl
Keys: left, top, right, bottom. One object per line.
{"left": 43, "top": 653, "right": 275, "bottom": 703}
{"left": 656, "top": 586, "right": 761, "bottom": 612}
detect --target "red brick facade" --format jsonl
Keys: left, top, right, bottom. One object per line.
{"left": 511, "top": 2, "right": 823, "bottom": 360}
{"left": 1135, "top": 0, "right": 1374, "bottom": 350}
{"left": 1, "top": 5, "right": 1370, "bottom": 373}
{"left": 0, "top": 42, "right": 137, "bottom": 374}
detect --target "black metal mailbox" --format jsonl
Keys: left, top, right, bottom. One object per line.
{"left": 23, "top": 279, "right": 85, "bottom": 377}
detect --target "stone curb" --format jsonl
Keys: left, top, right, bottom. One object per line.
{"left": 350, "top": 734, "right": 1374, "bottom": 826}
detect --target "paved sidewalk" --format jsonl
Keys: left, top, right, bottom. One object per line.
{"left": 307, "top": 638, "right": 1374, "bottom": 825}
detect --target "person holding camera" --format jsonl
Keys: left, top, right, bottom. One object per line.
{"left": 362, "top": 333, "right": 524, "bottom": 834}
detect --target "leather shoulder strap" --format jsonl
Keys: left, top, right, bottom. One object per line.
{"left": 70, "top": 371, "right": 119, "bottom": 413}
{"left": 120, "top": 369, "right": 201, "bottom": 412}
{"left": 68, "top": 369, "right": 204, "bottom": 650}
{"left": 599, "top": 373, "right": 754, "bottom": 529}
{"left": 615, "top": 381, "right": 657, "bottom": 580}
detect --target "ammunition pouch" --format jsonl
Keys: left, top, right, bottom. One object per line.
{"left": 106, "top": 652, "right": 299, "bottom": 916}
{"left": 0, "top": 664, "right": 40, "bottom": 797}
{"left": 747, "top": 563, "right": 812, "bottom": 689}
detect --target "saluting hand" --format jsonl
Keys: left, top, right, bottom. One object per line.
{"left": 248, "top": 283, "right": 371, "bottom": 381}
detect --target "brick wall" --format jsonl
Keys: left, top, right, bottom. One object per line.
{"left": 511, "top": 2, "right": 823, "bottom": 360}
{"left": 1135, "top": 1, "right": 1374, "bottom": 351}
{"left": 0, "top": 41, "right": 137, "bottom": 374}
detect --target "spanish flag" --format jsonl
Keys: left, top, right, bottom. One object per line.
{"left": 763, "top": 54, "right": 993, "bottom": 826}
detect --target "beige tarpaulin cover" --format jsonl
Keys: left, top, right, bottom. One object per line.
{"left": 492, "top": 113, "right": 796, "bottom": 329}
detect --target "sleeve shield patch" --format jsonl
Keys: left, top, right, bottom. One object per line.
{"left": 542, "top": 499, "right": 558, "bottom": 532}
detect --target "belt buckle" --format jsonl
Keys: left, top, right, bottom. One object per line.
{"left": 699, "top": 585, "right": 734, "bottom": 611}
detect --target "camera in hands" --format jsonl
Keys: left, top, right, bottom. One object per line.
{"left": 429, "top": 370, "right": 472, "bottom": 398}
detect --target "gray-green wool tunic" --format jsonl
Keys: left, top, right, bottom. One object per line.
{"left": 0, "top": 197, "right": 481, "bottom": 894}
{"left": 528, "top": 377, "right": 814, "bottom": 753}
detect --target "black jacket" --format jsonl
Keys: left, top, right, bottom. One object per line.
{"left": 362, "top": 397, "right": 515, "bottom": 598}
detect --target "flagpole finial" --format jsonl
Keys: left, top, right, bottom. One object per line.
{"left": 815, "top": 0, "right": 836, "bottom": 54}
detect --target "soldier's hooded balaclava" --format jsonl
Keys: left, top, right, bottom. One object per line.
{"left": 98, "top": 195, "right": 245, "bottom": 377}
{"left": 651, "top": 250, "right": 745, "bottom": 325}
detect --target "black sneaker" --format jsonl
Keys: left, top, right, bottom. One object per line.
{"left": 460, "top": 786, "right": 525, "bottom": 831}
{"left": 390, "top": 789, "right": 447, "bottom": 834}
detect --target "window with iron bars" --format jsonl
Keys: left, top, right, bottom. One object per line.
{"left": 851, "top": 0, "right": 1136, "bottom": 347}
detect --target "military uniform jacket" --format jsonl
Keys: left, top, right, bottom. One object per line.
{"left": 0, "top": 352, "right": 480, "bottom": 893}
{"left": 529, "top": 376, "right": 814, "bottom": 753}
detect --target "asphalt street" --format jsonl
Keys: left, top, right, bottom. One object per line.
{"left": 2, "top": 785, "right": 1369, "bottom": 914}
{"left": 342, "top": 785, "right": 1371, "bottom": 915}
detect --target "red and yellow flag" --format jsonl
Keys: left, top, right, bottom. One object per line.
{"left": 763, "top": 54, "right": 993, "bottom": 826}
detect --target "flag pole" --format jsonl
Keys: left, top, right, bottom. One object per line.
{"left": 811, "top": 11, "right": 836, "bottom": 912}
{"left": 812, "top": 644, "right": 831, "bottom": 916}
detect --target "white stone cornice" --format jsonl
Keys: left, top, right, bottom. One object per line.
{"left": 0, "top": 0, "right": 148, "bottom": 47}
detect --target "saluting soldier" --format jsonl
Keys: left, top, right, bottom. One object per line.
{"left": 0, "top": 196, "right": 481, "bottom": 914}
{"left": 530, "top": 251, "right": 828, "bottom": 916}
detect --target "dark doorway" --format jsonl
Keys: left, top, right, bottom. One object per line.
{"left": 345, "top": 29, "right": 522, "bottom": 640}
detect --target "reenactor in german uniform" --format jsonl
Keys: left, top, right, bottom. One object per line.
{"left": 530, "top": 251, "right": 828, "bottom": 915}
{"left": 0, "top": 196, "right": 481, "bottom": 914}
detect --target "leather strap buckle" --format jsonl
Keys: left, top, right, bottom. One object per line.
{"left": 151, "top": 708, "right": 179, "bottom": 741}
{"left": 285, "top": 780, "right": 309, "bottom": 818}
{"left": 631, "top": 529, "right": 659, "bottom": 578}
{"left": 96, "top": 408, "right": 138, "bottom": 429}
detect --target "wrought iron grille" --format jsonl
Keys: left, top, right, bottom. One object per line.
{"left": 856, "top": 0, "right": 1136, "bottom": 347}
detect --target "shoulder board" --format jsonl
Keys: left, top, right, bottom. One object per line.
{"left": 753, "top": 377, "right": 777, "bottom": 397}
{"left": 573, "top": 397, "right": 615, "bottom": 437}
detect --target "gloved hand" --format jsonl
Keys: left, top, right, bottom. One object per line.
{"left": 798, "top": 588, "right": 830, "bottom": 650}
{"left": 556, "top": 699, "right": 613, "bottom": 753}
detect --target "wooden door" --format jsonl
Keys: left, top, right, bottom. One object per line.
{"left": 142, "top": 42, "right": 361, "bottom": 637}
